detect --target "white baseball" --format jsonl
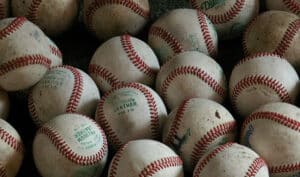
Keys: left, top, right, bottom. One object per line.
{"left": 0, "top": 0, "right": 9, "bottom": 19}
{"left": 241, "top": 102, "right": 300, "bottom": 177}
{"left": 12, "top": 0, "right": 79, "bottom": 36}
{"left": 0, "top": 90, "right": 9, "bottom": 120}
{"left": 108, "top": 139, "right": 184, "bottom": 177}
{"left": 148, "top": 8, "right": 218, "bottom": 64}
{"left": 243, "top": 10, "right": 300, "bottom": 69}
{"left": 193, "top": 142, "right": 269, "bottom": 177}
{"left": 89, "top": 35, "right": 160, "bottom": 93}
{"left": 229, "top": 53, "right": 299, "bottom": 118}
{"left": 0, "top": 119, "right": 24, "bottom": 177}
{"left": 33, "top": 113, "right": 108, "bottom": 177}
{"left": 265, "top": 0, "right": 300, "bottom": 16}
{"left": 190, "top": 0, "right": 259, "bottom": 40}
{"left": 156, "top": 51, "right": 227, "bottom": 110}
{"left": 95, "top": 82, "right": 167, "bottom": 149}
{"left": 0, "top": 17, "right": 62, "bottom": 91}
{"left": 28, "top": 65, "right": 100, "bottom": 127}
{"left": 83, "top": 0, "right": 150, "bottom": 41}
{"left": 162, "top": 98, "right": 237, "bottom": 172}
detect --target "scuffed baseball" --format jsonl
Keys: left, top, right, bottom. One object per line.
{"left": 28, "top": 65, "right": 100, "bottom": 127}
{"left": 243, "top": 10, "right": 300, "bottom": 69}
{"left": 12, "top": 0, "right": 79, "bottom": 36}
{"left": 229, "top": 53, "right": 299, "bottom": 118}
{"left": 108, "top": 139, "right": 184, "bottom": 177}
{"left": 95, "top": 82, "right": 167, "bottom": 149}
{"left": 190, "top": 0, "right": 259, "bottom": 40}
{"left": 241, "top": 102, "right": 300, "bottom": 177}
{"left": 265, "top": 0, "right": 300, "bottom": 16}
{"left": 0, "top": 0, "right": 9, "bottom": 19}
{"left": 193, "top": 143, "right": 269, "bottom": 177}
{"left": 33, "top": 113, "right": 108, "bottom": 177}
{"left": 0, "top": 90, "right": 9, "bottom": 120}
{"left": 162, "top": 98, "right": 237, "bottom": 172}
{"left": 156, "top": 51, "right": 227, "bottom": 110}
{"left": 83, "top": 0, "right": 150, "bottom": 41}
{"left": 0, "top": 119, "right": 24, "bottom": 177}
{"left": 148, "top": 8, "right": 218, "bottom": 64}
{"left": 89, "top": 35, "right": 160, "bottom": 93}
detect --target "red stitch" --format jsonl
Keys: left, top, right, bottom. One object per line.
{"left": 274, "top": 19, "right": 300, "bottom": 57}
{"left": 235, "top": 52, "right": 282, "bottom": 67}
{"left": 28, "top": 91, "right": 43, "bottom": 126}
{"left": 0, "top": 3, "right": 5, "bottom": 19}
{"left": 231, "top": 75, "right": 292, "bottom": 114}
{"left": 0, "top": 127, "right": 23, "bottom": 153}
{"left": 164, "top": 99, "right": 191, "bottom": 145}
{"left": 0, "top": 54, "right": 51, "bottom": 76}
{"left": 193, "top": 142, "right": 235, "bottom": 176}
{"left": 283, "top": 0, "right": 300, "bottom": 15}
{"left": 191, "top": 121, "right": 237, "bottom": 167}
{"left": 85, "top": 0, "right": 149, "bottom": 33}
{"left": 138, "top": 156, "right": 183, "bottom": 177}
{"left": 59, "top": 66, "right": 84, "bottom": 113}
{"left": 120, "top": 34, "right": 156, "bottom": 78}
{"left": 88, "top": 64, "right": 120, "bottom": 89}
{"left": 160, "top": 66, "right": 226, "bottom": 104}
{"left": 49, "top": 45, "right": 63, "bottom": 59}
{"left": 270, "top": 163, "right": 300, "bottom": 174}
{"left": 242, "top": 15, "right": 260, "bottom": 56}
{"left": 245, "top": 158, "right": 267, "bottom": 177}
{"left": 27, "top": 0, "right": 42, "bottom": 22}
{"left": 0, "top": 17, "right": 26, "bottom": 40}
{"left": 96, "top": 82, "right": 160, "bottom": 149}
{"left": 109, "top": 143, "right": 128, "bottom": 177}
{"left": 38, "top": 120, "right": 108, "bottom": 166}
{"left": 149, "top": 26, "right": 184, "bottom": 54}
{"left": 197, "top": 10, "right": 217, "bottom": 57}
{"left": 0, "top": 164, "right": 7, "bottom": 177}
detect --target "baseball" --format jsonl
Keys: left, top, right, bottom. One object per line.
{"left": 33, "top": 113, "right": 108, "bottom": 177}
{"left": 12, "top": 0, "right": 79, "bottom": 36}
{"left": 190, "top": 0, "right": 259, "bottom": 40}
{"left": 0, "top": 89, "right": 9, "bottom": 120}
{"left": 162, "top": 98, "right": 237, "bottom": 172}
{"left": 95, "top": 82, "right": 167, "bottom": 149}
{"left": 148, "top": 8, "right": 218, "bottom": 64}
{"left": 28, "top": 65, "right": 100, "bottom": 127}
{"left": 0, "top": 119, "right": 24, "bottom": 177}
{"left": 108, "top": 139, "right": 184, "bottom": 177}
{"left": 156, "top": 51, "right": 227, "bottom": 110}
{"left": 229, "top": 52, "right": 299, "bottom": 118}
{"left": 0, "top": 0, "right": 9, "bottom": 19}
{"left": 243, "top": 10, "right": 300, "bottom": 69}
{"left": 265, "top": 0, "right": 300, "bottom": 16}
{"left": 89, "top": 34, "right": 160, "bottom": 93}
{"left": 241, "top": 102, "right": 300, "bottom": 177}
{"left": 84, "top": 0, "right": 150, "bottom": 41}
{"left": 193, "top": 142, "right": 269, "bottom": 177}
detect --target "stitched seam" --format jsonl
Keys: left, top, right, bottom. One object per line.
{"left": 245, "top": 158, "right": 267, "bottom": 177}
{"left": 38, "top": 121, "right": 108, "bottom": 165}
{"left": 270, "top": 163, "right": 300, "bottom": 174}
{"left": 191, "top": 121, "right": 237, "bottom": 167}
{"left": 120, "top": 35, "right": 156, "bottom": 78}
{"left": 149, "top": 26, "right": 184, "bottom": 54}
{"left": 161, "top": 66, "right": 226, "bottom": 104}
{"left": 89, "top": 64, "right": 120, "bottom": 88}
{"left": 197, "top": 10, "right": 217, "bottom": 57}
{"left": 0, "top": 127, "right": 23, "bottom": 153}
{"left": 283, "top": 0, "right": 300, "bottom": 15}
{"left": 108, "top": 143, "right": 128, "bottom": 177}
{"left": 0, "top": 164, "right": 7, "bottom": 177}
{"left": 242, "top": 16, "right": 259, "bottom": 56}
{"left": 274, "top": 19, "right": 300, "bottom": 56}
{"left": 28, "top": 91, "right": 43, "bottom": 126}
{"left": 138, "top": 156, "right": 183, "bottom": 177}
{"left": 27, "top": 0, "right": 42, "bottom": 22}
{"left": 235, "top": 52, "right": 282, "bottom": 67}
{"left": 193, "top": 142, "right": 235, "bottom": 176}
{"left": 0, "top": 54, "right": 51, "bottom": 76}
{"left": 0, "top": 17, "right": 26, "bottom": 40}
{"left": 0, "top": 3, "right": 5, "bottom": 19}
{"left": 231, "top": 75, "right": 292, "bottom": 113}
{"left": 49, "top": 45, "right": 63, "bottom": 59}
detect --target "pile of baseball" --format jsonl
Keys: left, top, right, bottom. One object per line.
{"left": 0, "top": 0, "right": 300, "bottom": 177}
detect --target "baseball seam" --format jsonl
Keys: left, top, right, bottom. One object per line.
{"left": 89, "top": 64, "right": 120, "bottom": 89}
{"left": 231, "top": 75, "right": 292, "bottom": 114}
{"left": 191, "top": 121, "right": 237, "bottom": 167}
{"left": 28, "top": 91, "right": 43, "bottom": 126}
{"left": 0, "top": 2, "right": 5, "bottom": 19}
{"left": 109, "top": 143, "right": 128, "bottom": 177}
{"left": 120, "top": 34, "right": 156, "bottom": 78}
{"left": 235, "top": 52, "right": 282, "bottom": 67}
{"left": 245, "top": 157, "right": 267, "bottom": 177}
{"left": 283, "top": 0, "right": 300, "bottom": 15}
{"left": 38, "top": 123, "right": 108, "bottom": 166}
{"left": 161, "top": 66, "right": 226, "bottom": 104}
{"left": 27, "top": 0, "right": 42, "bottom": 22}
{"left": 49, "top": 45, "right": 63, "bottom": 59}
{"left": 0, "top": 17, "right": 26, "bottom": 40}
{"left": 0, "top": 54, "right": 51, "bottom": 76}
{"left": 0, "top": 164, "right": 7, "bottom": 177}
{"left": 0, "top": 127, "right": 23, "bottom": 153}
{"left": 138, "top": 156, "right": 183, "bottom": 177}
{"left": 242, "top": 15, "right": 258, "bottom": 56}
{"left": 197, "top": 10, "right": 217, "bottom": 57}
{"left": 193, "top": 142, "right": 235, "bottom": 176}
{"left": 270, "top": 163, "right": 300, "bottom": 174}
